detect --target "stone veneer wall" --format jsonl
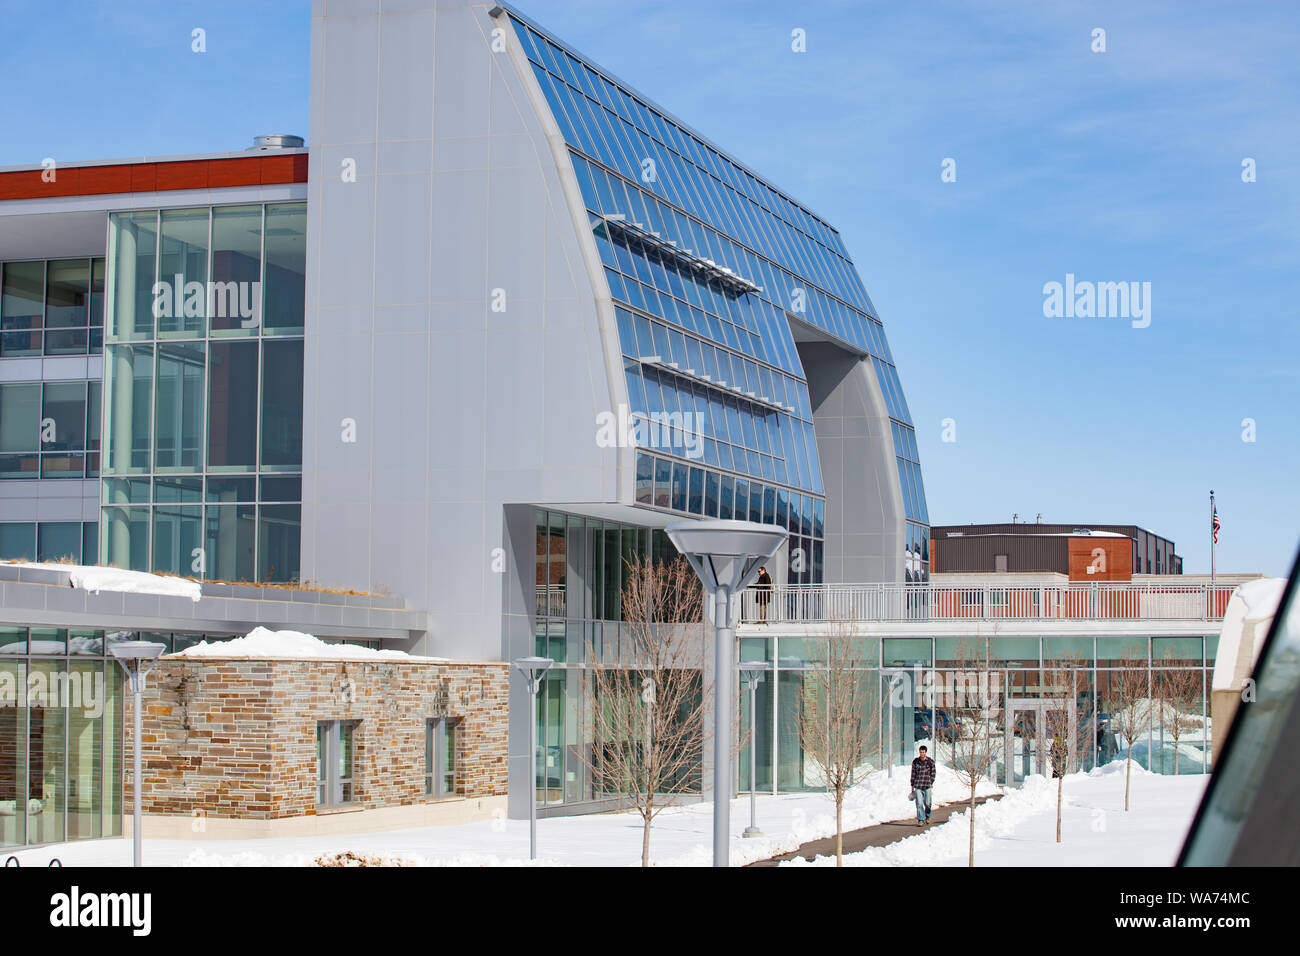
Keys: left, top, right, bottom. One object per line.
{"left": 124, "top": 658, "right": 508, "bottom": 820}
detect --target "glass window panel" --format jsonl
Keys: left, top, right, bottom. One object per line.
{"left": 205, "top": 502, "right": 256, "bottom": 581}
{"left": 263, "top": 203, "right": 306, "bottom": 334}
{"left": 154, "top": 342, "right": 205, "bottom": 470}
{"left": 0, "top": 523, "right": 35, "bottom": 561}
{"left": 209, "top": 205, "right": 262, "bottom": 334}
{"left": 207, "top": 340, "right": 258, "bottom": 469}
{"left": 44, "top": 259, "right": 90, "bottom": 355}
{"left": 36, "top": 522, "right": 81, "bottom": 563}
{"left": 653, "top": 457, "right": 671, "bottom": 509}
{"left": 152, "top": 504, "right": 202, "bottom": 576}
{"left": 0, "top": 383, "right": 41, "bottom": 453}
{"left": 635, "top": 452, "right": 653, "bottom": 504}
{"left": 157, "top": 208, "right": 209, "bottom": 336}
{"left": 687, "top": 466, "right": 705, "bottom": 514}
{"left": 258, "top": 476, "right": 301, "bottom": 502}
{"left": 718, "top": 474, "right": 734, "bottom": 519}
{"left": 107, "top": 212, "right": 157, "bottom": 341}
{"left": 101, "top": 505, "right": 150, "bottom": 570}
{"left": 103, "top": 344, "right": 153, "bottom": 473}
{"left": 261, "top": 339, "right": 303, "bottom": 468}
{"left": 206, "top": 476, "right": 255, "bottom": 503}
{"left": 1, "top": 260, "right": 45, "bottom": 356}
{"left": 27, "top": 660, "right": 66, "bottom": 843}
{"left": 258, "top": 504, "right": 301, "bottom": 582}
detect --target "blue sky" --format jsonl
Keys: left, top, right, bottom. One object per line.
{"left": 2, "top": 0, "right": 1296, "bottom": 575}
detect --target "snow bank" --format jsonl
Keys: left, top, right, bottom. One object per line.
{"left": 169, "top": 627, "right": 435, "bottom": 661}
{"left": 13, "top": 562, "right": 202, "bottom": 602}
{"left": 1236, "top": 577, "right": 1287, "bottom": 622}
{"left": 783, "top": 774, "right": 1056, "bottom": 867}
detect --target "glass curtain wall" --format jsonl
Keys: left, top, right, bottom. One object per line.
{"left": 740, "top": 631, "right": 1213, "bottom": 797}
{"left": 101, "top": 203, "right": 305, "bottom": 582}
{"left": 510, "top": 14, "right": 929, "bottom": 576}
{"left": 533, "top": 507, "right": 705, "bottom": 810}
{"left": 0, "top": 628, "right": 123, "bottom": 849}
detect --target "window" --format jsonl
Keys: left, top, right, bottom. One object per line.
{"left": 316, "top": 720, "right": 358, "bottom": 808}
{"left": 425, "top": 718, "right": 459, "bottom": 798}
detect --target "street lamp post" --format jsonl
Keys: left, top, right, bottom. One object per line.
{"left": 512, "top": 656, "right": 554, "bottom": 862}
{"left": 109, "top": 639, "right": 167, "bottom": 868}
{"left": 666, "top": 519, "right": 787, "bottom": 868}
{"left": 738, "top": 660, "right": 771, "bottom": 838}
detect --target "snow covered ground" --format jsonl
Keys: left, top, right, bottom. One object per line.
{"left": 783, "top": 761, "right": 1207, "bottom": 867}
{"left": 6, "top": 761, "right": 1203, "bottom": 868}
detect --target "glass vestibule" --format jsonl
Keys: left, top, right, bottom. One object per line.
{"left": 0, "top": 632, "right": 124, "bottom": 849}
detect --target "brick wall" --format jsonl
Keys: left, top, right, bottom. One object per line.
{"left": 124, "top": 658, "right": 508, "bottom": 820}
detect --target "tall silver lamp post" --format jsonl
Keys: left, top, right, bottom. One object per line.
{"left": 109, "top": 639, "right": 166, "bottom": 868}
{"left": 666, "top": 519, "right": 787, "bottom": 867}
{"left": 512, "top": 655, "right": 554, "bottom": 862}
{"left": 738, "top": 660, "right": 771, "bottom": 838}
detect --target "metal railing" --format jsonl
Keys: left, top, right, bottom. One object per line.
{"left": 741, "top": 582, "right": 1237, "bottom": 624}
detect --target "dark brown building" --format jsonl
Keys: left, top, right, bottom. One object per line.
{"left": 931, "top": 522, "right": 1182, "bottom": 580}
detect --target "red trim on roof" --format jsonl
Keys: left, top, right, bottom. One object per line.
{"left": 0, "top": 154, "right": 308, "bottom": 201}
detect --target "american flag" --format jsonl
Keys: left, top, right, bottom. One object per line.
{"left": 1212, "top": 508, "right": 1221, "bottom": 545}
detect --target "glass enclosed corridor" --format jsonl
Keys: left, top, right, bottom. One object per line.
{"left": 0, "top": 628, "right": 124, "bottom": 849}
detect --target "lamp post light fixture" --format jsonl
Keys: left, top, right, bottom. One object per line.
{"left": 109, "top": 639, "right": 167, "bottom": 868}
{"left": 738, "top": 660, "right": 771, "bottom": 839}
{"left": 512, "top": 655, "right": 554, "bottom": 862}
{"left": 666, "top": 519, "right": 787, "bottom": 867}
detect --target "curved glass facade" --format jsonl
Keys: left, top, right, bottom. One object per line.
{"left": 510, "top": 13, "right": 928, "bottom": 580}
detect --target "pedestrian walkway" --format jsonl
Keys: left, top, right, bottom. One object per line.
{"left": 747, "top": 794, "right": 1002, "bottom": 867}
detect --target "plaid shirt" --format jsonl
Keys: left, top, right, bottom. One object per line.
{"left": 910, "top": 756, "right": 936, "bottom": 790}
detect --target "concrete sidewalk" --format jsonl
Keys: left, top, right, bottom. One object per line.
{"left": 747, "top": 794, "right": 1002, "bottom": 867}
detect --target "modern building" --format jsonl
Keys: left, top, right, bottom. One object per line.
{"left": 0, "top": 0, "right": 930, "bottom": 846}
{"left": 932, "top": 522, "right": 1183, "bottom": 578}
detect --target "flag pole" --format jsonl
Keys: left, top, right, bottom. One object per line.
{"left": 1210, "top": 490, "right": 1216, "bottom": 610}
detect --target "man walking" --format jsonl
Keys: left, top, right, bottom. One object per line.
{"left": 910, "top": 745, "right": 936, "bottom": 826}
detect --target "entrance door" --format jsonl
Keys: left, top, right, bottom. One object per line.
{"left": 1004, "top": 698, "right": 1076, "bottom": 786}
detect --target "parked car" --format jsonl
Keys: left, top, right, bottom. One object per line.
{"left": 914, "top": 708, "right": 962, "bottom": 742}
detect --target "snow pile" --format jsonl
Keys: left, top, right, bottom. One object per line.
{"left": 12, "top": 562, "right": 202, "bottom": 602}
{"left": 169, "top": 627, "right": 431, "bottom": 661}
{"left": 1235, "top": 577, "right": 1287, "bottom": 623}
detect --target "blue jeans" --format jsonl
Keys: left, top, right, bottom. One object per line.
{"left": 914, "top": 787, "right": 933, "bottom": 822}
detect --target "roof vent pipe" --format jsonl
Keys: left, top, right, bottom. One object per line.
{"left": 248, "top": 134, "right": 305, "bottom": 151}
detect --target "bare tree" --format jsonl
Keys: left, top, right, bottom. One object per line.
{"left": 791, "top": 622, "right": 878, "bottom": 866}
{"left": 1153, "top": 655, "right": 1203, "bottom": 776}
{"left": 1038, "top": 654, "right": 1092, "bottom": 844}
{"left": 575, "top": 555, "right": 705, "bottom": 866}
{"left": 945, "top": 635, "right": 1004, "bottom": 867}
{"left": 1107, "top": 661, "right": 1153, "bottom": 811}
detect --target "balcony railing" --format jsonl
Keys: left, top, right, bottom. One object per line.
{"left": 741, "top": 583, "right": 1236, "bottom": 624}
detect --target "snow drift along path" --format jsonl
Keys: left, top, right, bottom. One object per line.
{"left": 782, "top": 761, "right": 1208, "bottom": 867}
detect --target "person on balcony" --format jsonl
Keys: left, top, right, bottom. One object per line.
{"left": 754, "top": 565, "right": 773, "bottom": 622}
